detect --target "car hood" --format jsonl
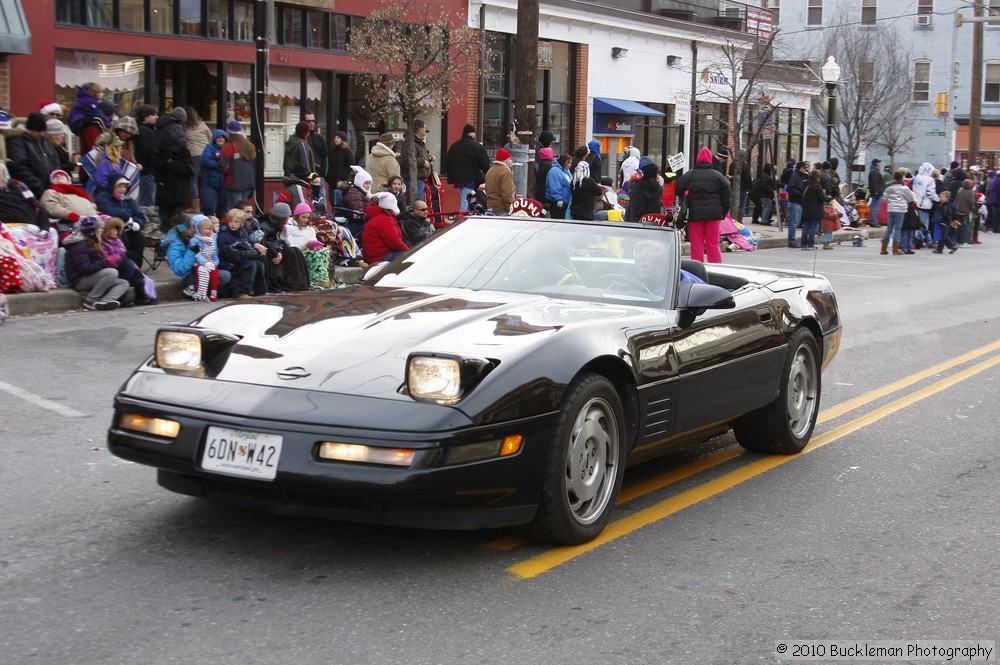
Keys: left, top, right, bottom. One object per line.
{"left": 181, "top": 286, "right": 647, "bottom": 398}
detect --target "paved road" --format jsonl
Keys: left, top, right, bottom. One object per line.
{"left": 1, "top": 244, "right": 998, "bottom": 664}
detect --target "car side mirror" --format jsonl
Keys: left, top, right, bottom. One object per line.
{"left": 677, "top": 282, "right": 735, "bottom": 324}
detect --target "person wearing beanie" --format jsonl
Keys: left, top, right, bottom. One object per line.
{"left": 152, "top": 105, "right": 194, "bottom": 231}
{"left": 132, "top": 104, "right": 159, "bottom": 206}
{"left": 367, "top": 132, "right": 400, "bottom": 192}
{"left": 40, "top": 169, "right": 99, "bottom": 234}
{"left": 254, "top": 202, "right": 309, "bottom": 292}
{"left": 534, "top": 146, "right": 555, "bottom": 206}
{"left": 284, "top": 120, "right": 317, "bottom": 181}
{"left": 95, "top": 169, "right": 149, "bottom": 265}
{"left": 783, "top": 160, "right": 812, "bottom": 245}
{"left": 946, "top": 160, "right": 969, "bottom": 201}
{"left": 161, "top": 212, "right": 235, "bottom": 297}
{"left": 6, "top": 112, "right": 62, "bottom": 198}
{"left": 169, "top": 106, "right": 187, "bottom": 123}
{"left": 326, "top": 129, "right": 355, "bottom": 188}
{"left": 585, "top": 139, "right": 603, "bottom": 179}
{"left": 200, "top": 129, "right": 228, "bottom": 218}
{"left": 866, "top": 158, "right": 886, "bottom": 225}
{"left": 100, "top": 216, "right": 157, "bottom": 305}
{"left": 340, "top": 166, "right": 374, "bottom": 237}
{"left": 62, "top": 215, "right": 130, "bottom": 310}
{"left": 40, "top": 102, "right": 63, "bottom": 119}
{"left": 446, "top": 122, "right": 490, "bottom": 212}
{"left": 675, "top": 147, "right": 731, "bottom": 263}
{"left": 485, "top": 148, "right": 515, "bottom": 213}
{"left": 624, "top": 163, "right": 664, "bottom": 223}
{"left": 44, "top": 117, "right": 74, "bottom": 174}
{"left": 362, "top": 191, "right": 409, "bottom": 264}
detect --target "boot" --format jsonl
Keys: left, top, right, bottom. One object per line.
{"left": 880, "top": 240, "right": 889, "bottom": 255}
{"left": 892, "top": 242, "right": 905, "bottom": 255}
{"left": 190, "top": 198, "right": 201, "bottom": 214}
{"left": 822, "top": 242, "right": 832, "bottom": 250}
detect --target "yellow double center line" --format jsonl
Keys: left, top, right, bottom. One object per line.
{"left": 506, "top": 339, "right": 1000, "bottom": 579}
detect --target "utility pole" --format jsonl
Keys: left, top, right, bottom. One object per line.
{"left": 513, "top": 0, "right": 539, "bottom": 197}
{"left": 969, "top": 0, "right": 984, "bottom": 164}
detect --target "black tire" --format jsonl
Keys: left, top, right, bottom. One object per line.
{"left": 522, "top": 373, "right": 626, "bottom": 545}
{"left": 734, "top": 327, "right": 820, "bottom": 454}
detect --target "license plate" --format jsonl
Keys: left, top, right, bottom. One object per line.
{"left": 201, "top": 427, "right": 282, "bottom": 480}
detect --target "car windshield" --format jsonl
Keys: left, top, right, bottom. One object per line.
{"left": 368, "top": 217, "right": 679, "bottom": 304}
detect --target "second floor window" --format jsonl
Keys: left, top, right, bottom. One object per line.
{"left": 986, "top": 62, "right": 1000, "bottom": 103}
{"left": 913, "top": 60, "right": 931, "bottom": 102}
{"left": 861, "top": 0, "right": 877, "bottom": 25}
{"left": 916, "top": 0, "right": 933, "bottom": 26}
{"left": 860, "top": 59, "right": 875, "bottom": 100}
{"left": 765, "top": 0, "right": 780, "bottom": 25}
{"left": 808, "top": 0, "right": 823, "bottom": 26}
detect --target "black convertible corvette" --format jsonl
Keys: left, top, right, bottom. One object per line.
{"left": 108, "top": 216, "right": 841, "bottom": 544}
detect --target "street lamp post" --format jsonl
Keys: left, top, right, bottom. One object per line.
{"left": 821, "top": 55, "right": 841, "bottom": 167}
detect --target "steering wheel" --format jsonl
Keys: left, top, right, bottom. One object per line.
{"left": 596, "top": 273, "right": 653, "bottom": 295}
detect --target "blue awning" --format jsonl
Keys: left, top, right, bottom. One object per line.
{"left": 0, "top": 0, "right": 30, "bottom": 55}
{"left": 593, "top": 97, "right": 665, "bottom": 117}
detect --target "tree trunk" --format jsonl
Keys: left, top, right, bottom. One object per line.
{"left": 513, "top": 0, "right": 539, "bottom": 197}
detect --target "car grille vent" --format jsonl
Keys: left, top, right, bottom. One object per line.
{"left": 643, "top": 396, "right": 672, "bottom": 438}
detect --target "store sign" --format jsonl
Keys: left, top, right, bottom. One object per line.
{"left": 701, "top": 69, "right": 731, "bottom": 86}
{"left": 538, "top": 43, "right": 553, "bottom": 69}
{"left": 595, "top": 114, "right": 633, "bottom": 135}
{"left": 675, "top": 93, "right": 691, "bottom": 125}
{"left": 746, "top": 8, "right": 774, "bottom": 44}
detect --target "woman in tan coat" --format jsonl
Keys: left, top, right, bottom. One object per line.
{"left": 366, "top": 132, "right": 400, "bottom": 192}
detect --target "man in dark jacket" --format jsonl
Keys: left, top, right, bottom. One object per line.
{"left": 867, "top": 158, "right": 886, "bottom": 226}
{"left": 728, "top": 153, "right": 753, "bottom": 220}
{"left": 153, "top": 107, "right": 193, "bottom": 232}
{"left": 751, "top": 164, "right": 777, "bottom": 225}
{"left": 134, "top": 104, "right": 158, "bottom": 206}
{"left": 283, "top": 121, "right": 315, "bottom": 180}
{"left": 302, "top": 112, "right": 327, "bottom": 178}
{"left": 946, "top": 160, "right": 969, "bottom": 200}
{"left": 445, "top": 124, "right": 490, "bottom": 212}
{"left": 6, "top": 113, "right": 62, "bottom": 198}
{"left": 398, "top": 119, "right": 433, "bottom": 205}
{"left": 784, "top": 161, "right": 810, "bottom": 247}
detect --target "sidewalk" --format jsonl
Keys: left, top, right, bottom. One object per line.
{"left": 5, "top": 220, "right": 884, "bottom": 318}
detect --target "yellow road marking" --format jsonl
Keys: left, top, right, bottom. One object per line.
{"left": 506, "top": 352, "right": 1000, "bottom": 579}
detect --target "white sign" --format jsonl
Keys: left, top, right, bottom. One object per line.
{"left": 674, "top": 93, "right": 691, "bottom": 125}
{"left": 746, "top": 7, "right": 774, "bottom": 44}
{"left": 667, "top": 152, "right": 687, "bottom": 173}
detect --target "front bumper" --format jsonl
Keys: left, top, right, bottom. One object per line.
{"left": 108, "top": 395, "right": 558, "bottom": 531}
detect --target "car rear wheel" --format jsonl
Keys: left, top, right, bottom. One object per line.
{"left": 523, "top": 373, "right": 625, "bottom": 545}
{"left": 734, "top": 327, "right": 820, "bottom": 454}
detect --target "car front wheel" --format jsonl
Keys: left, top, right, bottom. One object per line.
{"left": 523, "top": 373, "right": 626, "bottom": 545}
{"left": 734, "top": 327, "right": 820, "bottom": 454}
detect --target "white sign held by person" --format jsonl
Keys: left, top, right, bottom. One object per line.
{"left": 667, "top": 152, "right": 687, "bottom": 173}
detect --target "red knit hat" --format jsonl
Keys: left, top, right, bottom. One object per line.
{"left": 696, "top": 147, "right": 714, "bottom": 164}
{"left": 495, "top": 147, "right": 511, "bottom": 162}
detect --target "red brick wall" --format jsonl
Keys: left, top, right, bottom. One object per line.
{"left": 573, "top": 44, "right": 589, "bottom": 150}
{"left": 0, "top": 56, "right": 9, "bottom": 109}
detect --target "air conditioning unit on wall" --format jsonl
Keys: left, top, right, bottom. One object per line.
{"left": 916, "top": 15, "right": 932, "bottom": 27}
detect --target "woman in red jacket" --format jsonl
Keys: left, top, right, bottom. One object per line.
{"left": 361, "top": 192, "right": 409, "bottom": 264}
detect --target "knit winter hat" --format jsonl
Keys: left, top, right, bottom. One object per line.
{"left": 495, "top": 147, "right": 512, "bottom": 162}
{"left": 227, "top": 120, "right": 243, "bottom": 132}
{"left": 25, "top": 112, "right": 46, "bottom": 132}
{"left": 39, "top": 101, "right": 62, "bottom": 116}
{"left": 113, "top": 115, "right": 139, "bottom": 136}
{"left": 99, "top": 99, "right": 117, "bottom": 119}
{"left": 373, "top": 191, "right": 399, "bottom": 215}
{"left": 170, "top": 107, "right": 187, "bottom": 122}
{"left": 49, "top": 169, "right": 71, "bottom": 183}
{"left": 97, "top": 132, "right": 124, "bottom": 148}
{"left": 950, "top": 161, "right": 959, "bottom": 169}
{"left": 642, "top": 163, "right": 659, "bottom": 178}
{"left": 292, "top": 202, "right": 313, "bottom": 217}
{"left": 463, "top": 123, "right": 476, "bottom": 136}
{"left": 334, "top": 130, "right": 348, "bottom": 142}
{"left": 379, "top": 132, "right": 396, "bottom": 145}
{"left": 696, "top": 147, "right": 714, "bottom": 164}
{"left": 78, "top": 216, "right": 100, "bottom": 237}
{"left": 353, "top": 167, "right": 373, "bottom": 190}
{"left": 114, "top": 175, "right": 131, "bottom": 188}
{"left": 271, "top": 202, "right": 292, "bottom": 218}
{"left": 538, "top": 147, "right": 555, "bottom": 161}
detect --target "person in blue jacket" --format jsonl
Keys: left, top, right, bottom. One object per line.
{"left": 161, "top": 213, "right": 232, "bottom": 298}
{"left": 94, "top": 172, "right": 148, "bottom": 266}
{"left": 545, "top": 154, "right": 573, "bottom": 218}
{"left": 201, "top": 130, "right": 227, "bottom": 218}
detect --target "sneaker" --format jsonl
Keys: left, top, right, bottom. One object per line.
{"left": 234, "top": 293, "right": 253, "bottom": 301}
{"left": 193, "top": 293, "right": 210, "bottom": 302}
{"left": 81, "top": 299, "right": 98, "bottom": 311}
{"left": 182, "top": 285, "right": 198, "bottom": 299}
{"left": 949, "top": 246, "right": 959, "bottom": 254}
{"left": 788, "top": 242, "right": 799, "bottom": 248}
{"left": 94, "top": 299, "right": 120, "bottom": 311}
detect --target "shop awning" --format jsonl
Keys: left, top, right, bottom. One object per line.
{"left": 0, "top": 0, "right": 30, "bottom": 55}
{"left": 55, "top": 51, "right": 144, "bottom": 91}
{"left": 593, "top": 97, "right": 665, "bottom": 117}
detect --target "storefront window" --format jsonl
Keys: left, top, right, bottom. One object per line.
{"left": 207, "top": 0, "right": 228, "bottom": 38}
{"left": 282, "top": 7, "right": 304, "bottom": 46}
{"left": 87, "top": 0, "right": 113, "bottom": 28}
{"left": 332, "top": 15, "right": 349, "bottom": 50}
{"left": 234, "top": 1, "right": 253, "bottom": 41}
{"left": 150, "top": 0, "right": 174, "bottom": 34}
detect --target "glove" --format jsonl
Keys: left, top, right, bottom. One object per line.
{"left": 203, "top": 262, "right": 216, "bottom": 271}
{"left": 125, "top": 220, "right": 140, "bottom": 232}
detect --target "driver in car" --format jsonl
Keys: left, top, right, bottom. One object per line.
{"left": 605, "top": 239, "right": 705, "bottom": 298}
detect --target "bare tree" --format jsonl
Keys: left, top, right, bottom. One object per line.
{"left": 811, "top": 7, "right": 914, "bottom": 182}
{"left": 348, "top": 0, "right": 482, "bottom": 201}
{"left": 689, "top": 32, "right": 787, "bottom": 215}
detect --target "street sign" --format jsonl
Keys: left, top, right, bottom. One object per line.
{"left": 674, "top": 93, "right": 691, "bottom": 125}
{"left": 925, "top": 131, "right": 946, "bottom": 136}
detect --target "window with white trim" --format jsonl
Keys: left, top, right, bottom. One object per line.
{"left": 860, "top": 59, "right": 875, "bottom": 100}
{"left": 916, "top": 0, "right": 933, "bottom": 26}
{"left": 913, "top": 60, "right": 931, "bottom": 102}
{"left": 765, "top": 0, "right": 780, "bottom": 25}
{"left": 861, "top": 0, "right": 877, "bottom": 25}
{"left": 986, "top": 62, "right": 1000, "bottom": 103}
{"left": 808, "top": 0, "right": 823, "bottom": 26}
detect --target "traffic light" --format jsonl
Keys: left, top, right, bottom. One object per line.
{"left": 934, "top": 92, "right": 949, "bottom": 117}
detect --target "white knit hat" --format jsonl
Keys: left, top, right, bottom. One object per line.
{"left": 373, "top": 191, "right": 399, "bottom": 215}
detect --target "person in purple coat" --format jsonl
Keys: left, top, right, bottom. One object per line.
{"left": 62, "top": 216, "right": 129, "bottom": 310}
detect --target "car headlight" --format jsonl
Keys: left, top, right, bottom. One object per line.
{"left": 155, "top": 327, "right": 241, "bottom": 377}
{"left": 406, "top": 354, "right": 495, "bottom": 404}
